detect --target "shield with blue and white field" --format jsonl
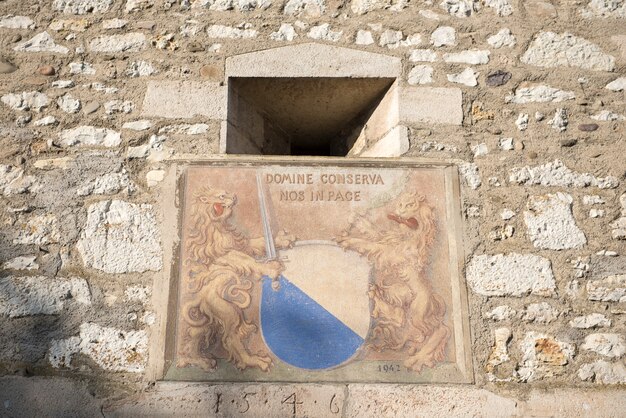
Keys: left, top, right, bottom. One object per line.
{"left": 261, "top": 241, "right": 371, "bottom": 370}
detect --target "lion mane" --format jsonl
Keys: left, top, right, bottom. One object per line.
{"left": 337, "top": 191, "right": 450, "bottom": 372}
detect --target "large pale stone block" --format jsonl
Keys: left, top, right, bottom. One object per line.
{"left": 524, "top": 193, "right": 587, "bottom": 250}
{"left": 142, "top": 81, "right": 227, "bottom": 119}
{"left": 360, "top": 125, "right": 409, "bottom": 157}
{"left": 76, "top": 200, "right": 162, "bottom": 274}
{"left": 398, "top": 87, "right": 463, "bottom": 125}
{"left": 225, "top": 43, "right": 401, "bottom": 78}
{"left": 466, "top": 253, "right": 556, "bottom": 297}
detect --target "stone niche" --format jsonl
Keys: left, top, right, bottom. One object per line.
{"left": 221, "top": 43, "right": 463, "bottom": 157}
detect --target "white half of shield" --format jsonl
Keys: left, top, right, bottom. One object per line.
{"left": 278, "top": 240, "right": 371, "bottom": 339}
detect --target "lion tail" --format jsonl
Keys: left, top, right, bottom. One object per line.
{"left": 182, "top": 298, "right": 210, "bottom": 327}
{"left": 210, "top": 266, "right": 253, "bottom": 309}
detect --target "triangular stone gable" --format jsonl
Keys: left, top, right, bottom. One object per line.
{"left": 225, "top": 43, "right": 401, "bottom": 78}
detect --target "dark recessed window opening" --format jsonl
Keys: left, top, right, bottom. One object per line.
{"left": 226, "top": 77, "right": 395, "bottom": 156}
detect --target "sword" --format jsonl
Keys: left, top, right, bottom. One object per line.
{"left": 256, "top": 172, "right": 277, "bottom": 261}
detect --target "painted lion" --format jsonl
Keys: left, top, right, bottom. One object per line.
{"left": 336, "top": 191, "right": 450, "bottom": 372}
{"left": 177, "top": 186, "right": 295, "bottom": 372}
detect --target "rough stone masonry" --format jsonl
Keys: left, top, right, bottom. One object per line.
{"left": 0, "top": 0, "right": 625, "bottom": 416}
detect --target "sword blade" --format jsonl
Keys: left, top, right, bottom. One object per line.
{"left": 256, "top": 172, "right": 276, "bottom": 260}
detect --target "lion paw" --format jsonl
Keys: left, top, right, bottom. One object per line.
{"left": 264, "top": 260, "right": 283, "bottom": 280}
{"left": 275, "top": 229, "right": 297, "bottom": 249}
{"left": 237, "top": 354, "right": 272, "bottom": 372}
{"left": 177, "top": 356, "right": 217, "bottom": 372}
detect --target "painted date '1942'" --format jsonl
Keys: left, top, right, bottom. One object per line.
{"left": 378, "top": 364, "right": 402, "bottom": 372}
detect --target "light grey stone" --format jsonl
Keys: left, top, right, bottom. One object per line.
{"left": 123, "top": 120, "right": 153, "bottom": 131}
{"left": 125, "top": 285, "right": 151, "bottom": 303}
{"left": 307, "top": 24, "right": 342, "bottom": 41}
{"left": 0, "top": 166, "right": 37, "bottom": 196}
{"left": 611, "top": 194, "right": 626, "bottom": 239}
{"left": 505, "top": 85, "right": 575, "bottom": 103}
{"left": 270, "top": 23, "right": 297, "bottom": 41}
{"left": 467, "top": 253, "right": 556, "bottom": 297}
{"left": 500, "top": 136, "right": 515, "bottom": 150}
{"left": 53, "top": 0, "right": 113, "bottom": 14}
{"left": 50, "top": 322, "right": 147, "bottom": 372}
{"left": 52, "top": 80, "right": 74, "bottom": 88}
{"left": 407, "top": 65, "right": 433, "bottom": 84}
{"left": 443, "top": 50, "right": 490, "bottom": 64}
{"left": 472, "top": 143, "right": 488, "bottom": 157}
{"left": 440, "top": 0, "right": 480, "bottom": 17}
{"left": 582, "top": 334, "right": 626, "bottom": 358}
{"left": 547, "top": 108, "right": 568, "bottom": 131}
{"left": 409, "top": 49, "right": 438, "bottom": 62}
{"left": 33, "top": 116, "right": 58, "bottom": 127}
{"left": 76, "top": 200, "right": 162, "bottom": 274}
{"left": 589, "top": 209, "right": 605, "bottom": 218}
{"left": 431, "top": 26, "right": 456, "bottom": 47}
{"left": 13, "top": 214, "right": 60, "bottom": 245}
{"left": 488, "top": 28, "right": 516, "bottom": 48}
{"left": 284, "top": 0, "right": 325, "bottom": 16}
{"left": 89, "top": 33, "right": 146, "bottom": 53}
{"left": 570, "top": 313, "right": 611, "bottom": 329}
{"left": 77, "top": 170, "right": 135, "bottom": 196}
{"left": 521, "top": 31, "right": 615, "bottom": 71}
{"left": 142, "top": 81, "right": 226, "bottom": 119}
{"left": 379, "top": 29, "right": 403, "bottom": 47}
{"left": 587, "top": 275, "right": 626, "bottom": 303}
{"left": 104, "top": 100, "right": 134, "bottom": 114}
{"left": 518, "top": 332, "right": 575, "bottom": 382}
{"left": 58, "top": 126, "right": 121, "bottom": 148}
{"left": 68, "top": 61, "right": 95, "bottom": 75}
{"left": 127, "top": 144, "right": 151, "bottom": 159}
{"left": 2, "top": 255, "right": 38, "bottom": 271}
{"left": 581, "top": 0, "right": 626, "bottom": 18}
{"left": 0, "top": 15, "right": 35, "bottom": 29}
{"left": 13, "top": 32, "right": 69, "bottom": 53}
{"left": 459, "top": 162, "right": 481, "bottom": 189}
{"left": 125, "top": 0, "right": 154, "bottom": 12}
{"left": 591, "top": 110, "right": 625, "bottom": 121}
{"left": 484, "top": 0, "right": 512, "bottom": 16}
{"left": 524, "top": 192, "right": 586, "bottom": 250}
{"left": 0, "top": 276, "right": 90, "bottom": 318}
{"left": 606, "top": 77, "right": 626, "bottom": 92}
{"left": 102, "top": 18, "right": 128, "bottom": 29}
{"left": 355, "top": 30, "right": 374, "bottom": 45}
{"left": 486, "top": 327, "right": 512, "bottom": 381}
{"left": 146, "top": 169, "right": 166, "bottom": 187}
{"left": 521, "top": 302, "right": 558, "bottom": 323}
{"left": 126, "top": 60, "right": 157, "bottom": 77}
{"left": 583, "top": 195, "right": 605, "bottom": 205}
{"left": 515, "top": 113, "right": 529, "bottom": 131}
{"left": 57, "top": 93, "right": 81, "bottom": 114}
{"left": 509, "top": 160, "right": 619, "bottom": 189}
{"left": 351, "top": 0, "right": 388, "bottom": 14}
{"left": 2, "top": 91, "right": 49, "bottom": 112}
{"left": 579, "top": 361, "right": 626, "bottom": 384}
{"left": 206, "top": 24, "right": 258, "bottom": 39}
{"left": 485, "top": 305, "right": 517, "bottom": 321}
{"left": 447, "top": 67, "right": 478, "bottom": 86}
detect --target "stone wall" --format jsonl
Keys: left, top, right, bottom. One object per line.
{"left": 0, "top": 0, "right": 625, "bottom": 416}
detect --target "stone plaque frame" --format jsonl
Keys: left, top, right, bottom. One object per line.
{"left": 152, "top": 157, "right": 472, "bottom": 384}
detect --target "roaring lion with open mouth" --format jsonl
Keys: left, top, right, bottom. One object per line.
{"left": 337, "top": 191, "right": 450, "bottom": 372}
